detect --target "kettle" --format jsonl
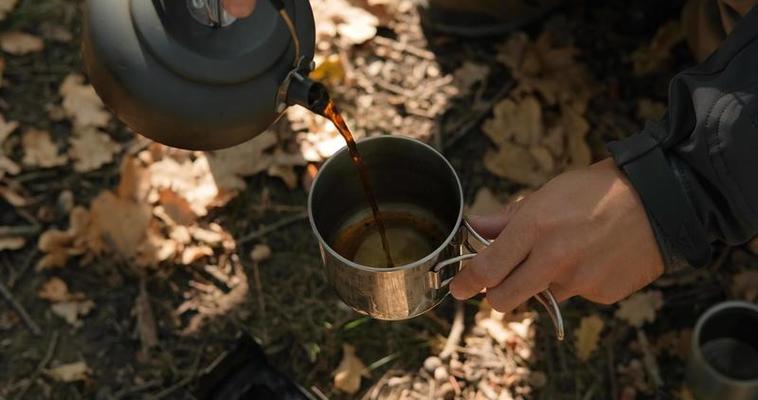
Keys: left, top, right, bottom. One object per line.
{"left": 82, "top": 0, "right": 329, "bottom": 150}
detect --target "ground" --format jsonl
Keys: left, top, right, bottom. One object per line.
{"left": 0, "top": 0, "right": 757, "bottom": 399}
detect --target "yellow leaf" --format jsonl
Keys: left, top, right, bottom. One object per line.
{"left": 0, "top": 31, "right": 43, "bottom": 55}
{"left": 575, "top": 314, "right": 604, "bottom": 361}
{"left": 45, "top": 361, "right": 90, "bottom": 382}
{"left": 21, "top": 128, "right": 67, "bottom": 168}
{"left": 334, "top": 344, "right": 368, "bottom": 394}
{"left": 615, "top": 290, "right": 663, "bottom": 327}
{"left": 310, "top": 53, "right": 346, "bottom": 85}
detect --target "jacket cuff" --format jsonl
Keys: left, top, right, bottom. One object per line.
{"left": 607, "top": 126, "right": 712, "bottom": 267}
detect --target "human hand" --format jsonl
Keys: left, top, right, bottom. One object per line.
{"left": 223, "top": 0, "right": 257, "bottom": 18}
{"left": 450, "top": 158, "right": 664, "bottom": 313}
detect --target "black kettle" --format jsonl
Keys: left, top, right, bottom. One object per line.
{"left": 82, "top": 0, "right": 329, "bottom": 150}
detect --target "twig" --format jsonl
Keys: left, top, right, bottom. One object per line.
{"left": 0, "top": 225, "right": 40, "bottom": 237}
{"left": 147, "top": 347, "right": 203, "bottom": 400}
{"left": 581, "top": 382, "right": 598, "bottom": 400}
{"left": 311, "top": 385, "right": 329, "bottom": 400}
{"left": 439, "top": 301, "right": 464, "bottom": 360}
{"left": 7, "top": 249, "right": 38, "bottom": 290}
{"left": 14, "top": 331, "right": 59, "bottom": 399}
{"left": 636, "top": 328, "right": 663, "bottom": 388}
{"left": 372, "top": 36, "right": 435, "bottom": 60}
{"left": 237, "top": 211, "right": 308, "bottom": 245}
{"left": 0, "top": 279, "right": 41, "bottom": 336}
{"left": 606, "top": 337, "right": 618, "bottom": 400}
{"left": 112, "top": 379, "right": 162, "bottom": 400}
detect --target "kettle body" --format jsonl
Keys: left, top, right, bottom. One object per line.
{"left": 82, "top": 0, "right": 315, "bottom": 150}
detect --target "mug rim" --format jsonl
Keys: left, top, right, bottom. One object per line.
{"left": 690, "top": 300, "right": 758, "bottom": 386}
{"left": 307, "top": 135, "right": 464, "bottom": 273}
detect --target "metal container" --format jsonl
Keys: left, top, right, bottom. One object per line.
{"left": 308, "top": 135, "right": 564, "bottom": 339}
{"left": 687, "top": 301, "right": 758, "bottom": 400}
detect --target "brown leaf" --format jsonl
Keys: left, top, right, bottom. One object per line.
{"left": 68, "top": 126, "right": 120, "bottom": 172}
{"left": 732, "top": 271, "right": 758, "bottom": 302}
{"left": 37, "top": 206, "right": 90, "bottom": 270}
{"left": 0, "top": 236, "right": 24, "bottom": 250}
{"left": 575, "top": 314, "right": 604, "bottom": 361}
{"left": 51, "top": 300, "right": 95, "bottom": 326}
{"left": 45, "top": 361, "right": 90, "bottom": 382}
{"left": 157, "top": 189, "right": 197, "bottom": 226}
{"left": 205, "top": 131, "right": 278, "bottom": 193}
{"left": 21, "top": 128, "right": 67, "bottom": 168}
{"left": 59, "top": 74, "right": 111, "bottom": 128}
{"left": 334, "top": 344, "right": 368, "bottom": 394}
{"left": 452, "top": 62, "right": 490, "bottom": 96}
{"left": 89, "top": 191, "right": 151, "bottom": 260}
{"left": 562, "top": 108, "right": 591, "bottom": 168}
{"left": 482, "top": 97, "right": 542, "bottom": 148}
{"left": 0, "top": 184, "right": 29, "bottom": 207}
{"left": 0, "top": 113, "right": 18, "bottom": 144}
{"left": 467, "top": 187, "right": 503, "bottom": 216}
{"left": 615, "top": 290, "right": 663, "bottom": 327}
{"left": 313, "top": 0, "right": 378, "bottom": 45}
{"left": 0, "top": 31, "right": 43, "bottom": 55}
{"left": 484, "top": 142, "right": 547, "bottom": 187}
{"left": 632, "top": 21, "right": 683, "bottom": 76}
{"left": 181, "top": 245, "right": 213, "bottom": 265}
{"left": 38, "top": 277, "right": 75, "bottom": 302}
{"left": 0, "top": 0, "right": 18, "bottom": 21}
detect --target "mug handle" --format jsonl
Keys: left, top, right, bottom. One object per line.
{"left": 429, "top": 219, "right": 565, "bottom": 341}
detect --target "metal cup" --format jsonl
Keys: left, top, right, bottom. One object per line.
{"left": 308, "top": 135, "right": 564, "bottom": 340}
{"left": 686, "top": 301, "right": 758, "bottom": 400}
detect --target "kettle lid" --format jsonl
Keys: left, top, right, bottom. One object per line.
{"left": 131, "top": 0, "right": 292, "bottom": 84}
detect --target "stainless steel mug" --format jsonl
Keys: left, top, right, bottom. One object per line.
{"left": 308, "top": 135, "right": 564, "bottom": 340}
{"left": 686, "top": 301, "right": 758, "bottom": 400}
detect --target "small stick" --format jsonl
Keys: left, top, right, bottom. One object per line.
{"left": 7, "top": 249, "right": 38, "bottom": 290}
{"left": 0, "top": 279, "right": 41, "bottom": 336}
{"left": 112, "top": 379, "right": 162, "bottom": 400}
{"left": 439, "top": 301, "right": 464, "bottom": 360}
{"left": 606, "top": 338, "right": 618, "bottom": 400}
{"left": 237, "top": 211, "right": 308, "bottom": 245}
{"left": 0, "top": 225, "right": 39, "bottom": 237}
{"left": 14, "top": 331, "right": 59, "bottom": 399}
{"left": 636, "top": 328, "right": 663, "bottom": 387}
{"left": 372, "top": 36, "right": 435, "bottom": 60}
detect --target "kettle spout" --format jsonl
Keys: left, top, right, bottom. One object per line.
{"left": 285, "top": 72, "right": 331, "bottom": 115}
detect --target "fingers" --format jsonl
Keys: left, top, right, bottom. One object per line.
{"left": 485, "top": 256, "right": 549, "bottom": 314}
{"left": 223, "top": 0, "right": 257, "bottom": 18}
{"left": 467, "top": 200, "right": 520, "bottom": 239}
{"left": 450, "top": 210, "right": 536, "bottom": 300}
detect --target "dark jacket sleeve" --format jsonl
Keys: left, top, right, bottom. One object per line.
{"left": 607, "top": 6, "right": 758, "bottom": 267}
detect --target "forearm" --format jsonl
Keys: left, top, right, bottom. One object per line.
{"left": 608, "top": 6, "right": 758, "bottom": 267}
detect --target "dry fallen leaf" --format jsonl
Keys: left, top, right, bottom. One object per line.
{"left": 156, "top": 189, "right": 197, "bottom": 226}
{"left": 452, "top": 62, "right": 490, "bottom": 96}
{"left": 37, "top": 277, "right": 84, "bottom": 302}
{"left": 334, "top": 344, "right": 368, "bottom": 394}
{"left": 0, "top": 0, "right": 18, "bottom": 21}
{"left": 135, "top": 279, "right": 159, "bottom": 355}
{"left": 45, "top": 361, "right": 90, "bottom": 382}
{"left": 68, "top": 126, "right": 121, "bottom": 172}
{"left": 51, "top": 300, "right": 95, "bottom": 326}
{"left": 482, "top": 97, "right": 542, "bottom": 148}
{"left": 575, "top": 314, "right": 604, "bottom": 361}
{"left": 181, "top": 245, "right": 213, "bottom": 265}
{"left": 632, "top": 21, "right": 683, "bottom": 76}
{"left": 0, "top": 113, "right": 18, "bottom": 143}
{"left": 60, "top": 74, "right": 111, "bottom": 129}
{"left": 205, "top": 131, "right": 279, "bottom": 193}
{"left": 467, "top": 187, "right": 503, "bottom": 216}
{"left": 313, "top": 0, "right": 378, "bottom": 46}
{"left": 37, "top": 206, "right": 91, "bottom": 270}
{"left": 732, "top": 271, "right": 758, "bottom": 302}
{"left": 89, "top": 189, "right": 151, "bottom": 259}
{"left": 484, "top": 141, "right": 547, "bottom": 187}
{"left": 310, "top": 53, "right": 346, "bottom": 85}
{"left": 21, "top": 128, "right": 67, "bottom": 168}
{"left": 615, "top": 290, "right": 663, "bottom": 327}
{"left": 0, "top": 31, "right": 43, "bottom": 55}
